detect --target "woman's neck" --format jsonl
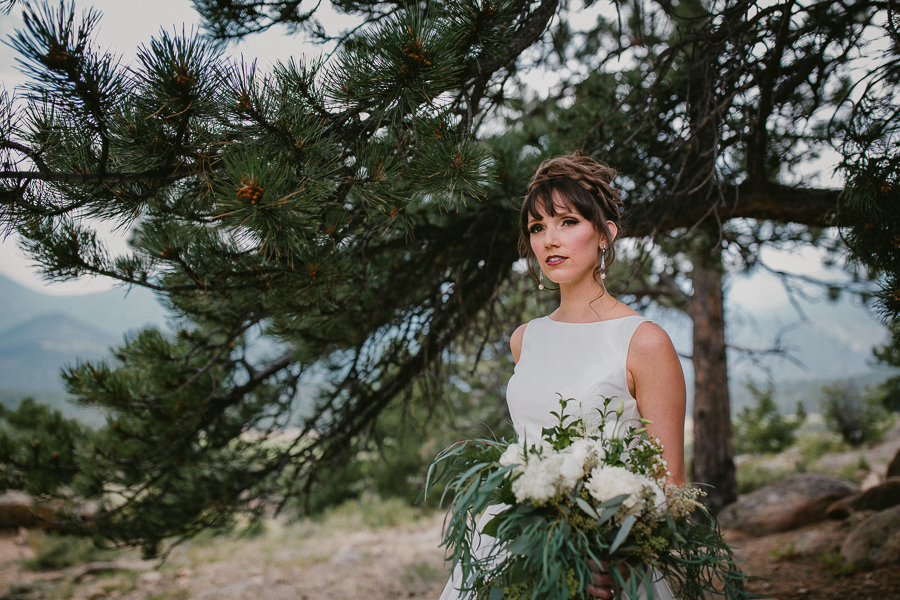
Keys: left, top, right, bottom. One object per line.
{"left": 553, "top": 279, "right": 619, "bottom": 323}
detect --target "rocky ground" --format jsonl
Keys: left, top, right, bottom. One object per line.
{"left": 1, "top": 511, "right": 899, "bottom": 600}
{"left": 1, "top": 425, "right": 899, "bottom": 600}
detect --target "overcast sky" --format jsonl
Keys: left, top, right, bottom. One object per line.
{"left": 0, "top": 1, "right": 873, "bottom": 314}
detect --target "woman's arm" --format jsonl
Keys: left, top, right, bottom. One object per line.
{"left": 626, "top": 322, "right": 688, "bottom": 485}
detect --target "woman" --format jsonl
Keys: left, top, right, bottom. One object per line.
{"left": 439, "top": 154, "right": 687, "bottom": 600}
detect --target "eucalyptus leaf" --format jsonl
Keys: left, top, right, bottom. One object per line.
{"left": 596, "top": 494, "right": 629, "bottom": 510}
{"left": 481, "top": 514, "right": 502, "bottom": 538}
{"left": 595, "top": 506, "right": 617, "bottom": 526}
{"left": 610, "top": 513, "right": 636, "bottom": 553}
{"left": 574, "top": 496, "right": 599, "bottom": 519}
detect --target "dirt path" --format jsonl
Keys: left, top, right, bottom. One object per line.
{"left": 0, "top": 511, "right": 452, "bottom": 600}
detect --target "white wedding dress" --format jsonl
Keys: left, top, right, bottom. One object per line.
{"left": 439, "top": 315, "right": 677, "bottom": 600}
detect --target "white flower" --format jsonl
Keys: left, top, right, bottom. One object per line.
{"left": 512, "top": 456, "right": 559, "bottom": 503}
{"left": 556, "top": 452, "right": 585, "bottom": 490}
{"left": 561, "top": 438, "right": 605, "bottom": 465}
{"left": 499, "top": 442, "right": 526, "bottom": 475}
{"left": 510, "top": 447, "right": 590, "bottom": 503}
{"left": 585, "top": 465, "right": 656, "bottom": 515}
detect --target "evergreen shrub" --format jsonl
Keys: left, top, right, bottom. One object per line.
{"left": 732, "top": 381, "right": 805, "bottom": 455}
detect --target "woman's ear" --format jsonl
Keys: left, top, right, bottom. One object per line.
{"left": 603, "top": 221, "right": 618, "bottom": 247}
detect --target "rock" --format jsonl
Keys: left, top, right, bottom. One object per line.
{"left": 0, "top": 491, "right": 60, "bottom": 529}
{"left": 718, "top": 473, "right": 857, "bottom": 535}
{"left": 888, "top": 447, "right": 900, "bottom": 479}
{"left": 792, "top": 526, "right": 840, "bottom": 556}
{"left": 860, "top": 470, "right": 882, "bottom": 491}
{"left": 827, "top": 477, "right": 900, "bottom": 519}
{"left": 841, "top": 504, "right": 900, "bottom": 567}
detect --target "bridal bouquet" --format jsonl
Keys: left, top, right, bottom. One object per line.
{"left": 426, "top": 397, "right": 754, "bottom": 600}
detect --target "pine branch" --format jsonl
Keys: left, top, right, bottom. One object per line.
{"left": 0, "top": 167, "right": 197, "bottom": 184}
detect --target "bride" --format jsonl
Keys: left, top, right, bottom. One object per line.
{"left": 439, "top": 154, "right": 687, "bottom": 600}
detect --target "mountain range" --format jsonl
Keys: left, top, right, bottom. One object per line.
{"left": 0, "top": 275, "right": 168, "bottom": 397}
{"left": 0, "top": 271, "right": 896, "bottom": 421}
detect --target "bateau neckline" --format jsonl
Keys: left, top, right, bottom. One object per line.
{"left": 544, "top": 314, "right": 645, "bottom": 324}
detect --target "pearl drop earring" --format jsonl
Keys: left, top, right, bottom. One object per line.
{"left": 539, "top": 271, "right": 545, "bottom": 290}
{"left": 600, "top": 245, "right": 607, "bottom": 280}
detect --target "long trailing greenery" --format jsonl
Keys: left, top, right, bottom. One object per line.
{"left": 427, "top": 397, "right": 756, "bottom": 600}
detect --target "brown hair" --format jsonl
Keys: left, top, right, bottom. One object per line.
{"left": 519, "top": 154, "right": 624, "bottom": 286}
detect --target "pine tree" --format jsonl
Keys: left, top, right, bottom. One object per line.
{"left": 496, "top": 0, "right": 887, "bottom": 511}
{"left": 0, "top": 0, "right": 559, "bottom": 555}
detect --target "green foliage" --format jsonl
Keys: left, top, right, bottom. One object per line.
{"left": 820, "top": 381, "right": 889, "bottom": 446}
{"left": 820, "top": 550, "right": 865, "bottom": 575}
{"left": 25, "top": 532, "right": 118, "bottom": 571}
{"left": 767, "top": 541, "right": 801, "bottom": 561}
{"left": 318, "top": 494, "right": 422, "bottom": 530}
{"left": 796, "top": 430, "right": 847, "bottom": 464}
{"left": 0, "top": 398, "right": 90, "bottom": 495}
{"left": 732, "top": 381, "right": 805, "bottom": 455}
{"left": 735, "top": 460, "right": 796, "bottom": 495}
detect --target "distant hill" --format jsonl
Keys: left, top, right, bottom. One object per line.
{"left": 0, "top": 271, "right": 896, "bottom": 424}
{"left": 0, "top": 312, "right": 121, "bottom": 390}
{"left": 0, "top": 273, "right": 168, "bottom": 336}
{"left": 0, "top": 275, "right": 170, "bottom": 417}
{"left": 729, "top": 370, "right": 898, "bottom": 415}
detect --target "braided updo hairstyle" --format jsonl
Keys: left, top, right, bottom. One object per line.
{"left": 519, "top": 154, "right": 624, "bottom": 288}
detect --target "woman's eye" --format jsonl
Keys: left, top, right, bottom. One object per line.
{"left": 563, "top": 218, "right": 579, "bottom": 226}
{"left": 529, "top": 225, "right": 544, "bottom": 234}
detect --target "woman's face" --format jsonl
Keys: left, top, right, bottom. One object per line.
{"left": 527, "top": 190, "right": 613, "bottom": 288}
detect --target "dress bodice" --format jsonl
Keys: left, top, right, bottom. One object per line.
{"left": 505, "top": 315, "right": 652, "bottom": 441}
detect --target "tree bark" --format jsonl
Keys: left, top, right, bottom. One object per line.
{"left": 688, "top": 245, "right": 737, "bottom": 513}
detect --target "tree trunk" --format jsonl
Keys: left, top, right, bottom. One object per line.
{"left": 688, "top": 249, "right": 737, "bottom": 513}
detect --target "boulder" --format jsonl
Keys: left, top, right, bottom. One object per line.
{"left": 888, "top": 447, "right": 900, "bottom": 479}
{"left": 826, "top": 477, "right": 900, "bottom": 519}
{"left": 841, "top": 504, "right": 900, "bottom": 567}
{"left": 0, "top": 491, "right": 86, "bottom": 530}
{"left": 718, "top": 473, "right": 857, "bottom": 535}
{"left": 0, "top": 491, "right": 58, "bottom": 529}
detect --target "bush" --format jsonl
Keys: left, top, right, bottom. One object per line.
{"left": 820, "top": 381, "right": 889, "bottom": 446}
{"left": 25, "top": 532, "right": 118, "bottom": 570}
{"left": 735, "top": 459, "right": 797, "bottom": 494}
{"left": 796, "top": 430, "right": 847, "bottom": 463}
{"left": 732, "top": 381, "right": 804, "bottom": 455}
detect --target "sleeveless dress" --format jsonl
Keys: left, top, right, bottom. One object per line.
{"left": 438, "top": 315, "right": 677, "bottom": 600}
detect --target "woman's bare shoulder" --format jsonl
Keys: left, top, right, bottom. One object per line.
{"left": 629, "top": 320, "right": 676, "bottom": 355}
{"left": 510, "top": 323, "right": 528, "bottom": 364}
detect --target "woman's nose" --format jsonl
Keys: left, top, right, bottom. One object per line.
{"left": 544, "top": 227, "right": 559, "bottom": 247}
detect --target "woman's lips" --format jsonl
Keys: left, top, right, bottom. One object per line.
{"left": 546, "top": 255, "right": 567, "bottom": 266}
